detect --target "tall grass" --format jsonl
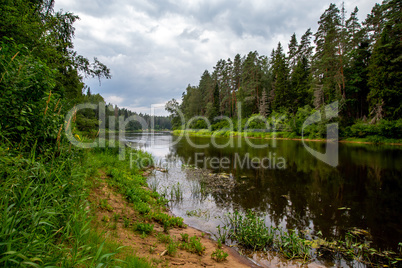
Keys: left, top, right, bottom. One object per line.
{"left": 0, "top": 135, "right": 159, "bottom": 267}
{"left": 0, "top": 142, "right": 120, "bottom": 266}
{"left": 218, "top": 210, "right": 310, "bottom": 260}
{"left": 169, "top": 182, "right": 184, "bottom": 202}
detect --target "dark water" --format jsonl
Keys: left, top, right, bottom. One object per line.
{"left": 125, "top": 132, "right": 402, "bottom": 266}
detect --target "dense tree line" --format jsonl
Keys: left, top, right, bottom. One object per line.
{"left": 0, "top": 0, "right": 170, "bottom": 145}
{"left": 75, "top": 92, "right": 172, "bottom": 133}
{"left": 172, "top": 1, "right": 401, "bottom": 137}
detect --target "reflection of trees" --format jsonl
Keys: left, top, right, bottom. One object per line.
{"left": 169, "top": 134, "right": 402, "bottom": 250}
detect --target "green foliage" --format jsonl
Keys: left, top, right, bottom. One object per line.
{"left": 99, "top": 199, "right": 114, "bottom": 212}
{"left": 180, "top": 233, "right": 189, "bottom": 242}
{"left": 133, "top": 222, "right": 154, "bottom": 235}
{"left": 166, "top": 242, "right": 178, "bottom": 257}
{"left": 211, "top": 248, "right": 229, "bottom": 262}
{"left": 178, "top": 235, "right": 206, "bottom": 256}
{"left": 344, "top": 119, "right": 402, "bottom": 139}
{"left": 171, "top": 1, "right": 400, "bottom": 140}
{"left": 0, "top": 40, "right": 62, "bottom": 148}
{"left": 226, "top": 210, "right": 276, "bottom": 251}
{"left": 278, "top": 230, "right": 310, "bottom": 260}
{"left": 0, "top": 1, "right": 157, "bottom": 267}
{"left": 157, "top": 233, "right": 173, "bottom": 244}
{"left": 367, "top": 0, "right": 402, "bottom": 120}
{"left": 134, "top": 202, "right": 151, "bottom": 215}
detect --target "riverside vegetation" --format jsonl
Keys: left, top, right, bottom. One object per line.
{"left": 0, "top": 1, "right": 212, "bottom": 267}
{"left": 166, "top": 0, "right": 401, "bottom": 144}
{"left": 1, "top": 0, "right": 401, "bottom": 267}
{"left": 215, "top": 210, "right": 402, "bottom": 267}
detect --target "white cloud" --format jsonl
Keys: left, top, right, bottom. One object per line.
{"left": 55, "top": 0, "right": 379, "bottom": 116}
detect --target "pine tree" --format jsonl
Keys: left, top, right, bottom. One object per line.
{"left": 288, "top": 33, "right": 298, "bottom": 72}
{"left": 297, "top": 28, "right": 314, "bottom": 64}
{"left": 291, "top": 56, "right": 312, "bottom": 110}
{"left": 199, "top": 70, "right": 213, "bottom": 115}
{"left": 271, "top": 43, "right": 291, "bottom": 111}
{"left": 259, "top": 89, "right": 269, "bottom": 117}
{"left": 313, "top": 3, "right": 343, "bottom": 106}
{"left": 367, "top": 0, "right": 402, "bottom": 120}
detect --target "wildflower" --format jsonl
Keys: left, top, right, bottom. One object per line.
{"left": 75, "top": 134, "right": 81, "bottom": 141}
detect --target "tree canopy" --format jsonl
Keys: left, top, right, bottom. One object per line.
{"left": 170, "top": 0, "right": 401, "bottom": 133}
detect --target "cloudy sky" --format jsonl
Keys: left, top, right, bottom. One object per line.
{"left": 55, "top": 0, "right": 379, "bottom": 115}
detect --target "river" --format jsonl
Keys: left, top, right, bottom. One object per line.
{"left": 124, "top": 132, "right": 402, "bottom": 267}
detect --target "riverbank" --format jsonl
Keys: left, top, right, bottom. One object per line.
{"left": 172, "top": 129, "right": 402, "bottom": 145}
{"left": 0, "top": 139, "right": 255, "bottom": 267}
{"left": 86, "top": 145, "right": 257, "bottom": 267}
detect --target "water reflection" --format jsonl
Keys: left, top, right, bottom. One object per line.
{"left": 125, "top": 132, "right": 402, "bottom": 256}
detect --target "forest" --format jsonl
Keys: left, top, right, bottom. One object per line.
{"left": 171, "top": 1, "right": 401, "bottom": 141}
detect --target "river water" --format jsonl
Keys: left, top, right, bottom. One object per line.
{"left": 124, "top": 132, "right": 402, "bottom": 267}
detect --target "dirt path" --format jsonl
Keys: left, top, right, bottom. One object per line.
{"left": 89, "top": 172, "right": 257, "bottom": 267}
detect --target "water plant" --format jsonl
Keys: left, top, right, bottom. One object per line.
{"left": 216, "top": 225, "right": 230, "bottom": 244}
{"left": 227, "top": 210, "right": 276, "bottom": 250}
{"left": 218, "top": 210, "right": 402, "bottom": 265}
{"left": 169, "top": 182, "right": 183, "bottom": 202}
{"left": 147, "top": 178, "right": 160, "bottom": 192}
{"left": 278, "top": 229, "right": 310, "bottom": 260}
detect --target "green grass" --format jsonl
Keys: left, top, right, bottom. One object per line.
{"left": 219, "top": 210, "right": 309, "bottom": 260}
{"left": 0, "top": 138, "right": 163, "bottom": 267}
{"left": 157, "top": 233, "right": 173, "bottom": 244}
{"left": 169, "top": 182, "right": 184, "bottom": 202}
{"left": 173, "top": 129, "right": 402, "bottom": 145}
{"left": 227, "top": 210, "right": 276, "bottom": 251}
{"left": 0, "top": 142, "right": 127, "bottom": 267}
{"left": 178, "top": 235, "right": 206, "bottom": 256}
{"left": 166, "top": 241, "right": 178, "bottom": 257}
{"left": 211, "top": 248, "right": 229, "bottom": 262}
{"left": 133, "top": 222, "right": 154, "bottom": 235}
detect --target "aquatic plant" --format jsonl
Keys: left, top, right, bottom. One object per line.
{"left": 218, "top": 210, "right": 402, "bottom": 265}
{"left": 226, "top": 210, "right": 276, "bottom": 250}
{"left": 169, "top": 182, "right": 183, "bottom": 202}
{"left": 278, "top": 229, "right": 310, "bottom": 260}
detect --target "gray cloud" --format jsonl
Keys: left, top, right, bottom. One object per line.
{"left": 55, "top": 0, "right": 379, "bottom": 115}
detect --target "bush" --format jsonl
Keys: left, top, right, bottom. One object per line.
{"left": 344, "top": 119, "right": 402, "bottom": 139}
